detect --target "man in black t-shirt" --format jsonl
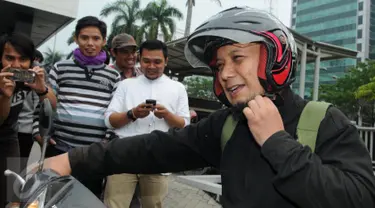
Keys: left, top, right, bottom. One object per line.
{"left": 0, "top": 33, "right": 56, "bottom": 207}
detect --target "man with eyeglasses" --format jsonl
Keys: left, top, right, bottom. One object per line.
{"left": 109, "top": 34, "right": 142, "bottom": 80}
{"left": 105, "top": 33, "right": 143, "bottom": 207}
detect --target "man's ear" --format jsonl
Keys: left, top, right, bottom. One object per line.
{"left": 102, "top": 39, "right": 107, "bottom": 47}
{"left": 110, "top": 48, "right": 116, "bottom": 57}
{"left": 165, "top": 57, "right": 168, "bottom": 66}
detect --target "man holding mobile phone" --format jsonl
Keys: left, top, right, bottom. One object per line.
{"left": 103, "top": 40, "right": 190, "bottom": 208}
{"left": 0, "top": 33, "right": 56, "bottom": 207}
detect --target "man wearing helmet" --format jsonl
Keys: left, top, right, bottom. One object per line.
{"left": 41, "top": 7, "right": 375, "bottom": 207}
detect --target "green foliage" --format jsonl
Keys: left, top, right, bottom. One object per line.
{"left": 43, "top": 47, "right": 64, "bottom": 66}
{"left": 318, "top": 60, "right": 375, "bottom": 123}
{"left": 67, "top": 31, "right": 75, "bottom": 46}
{"left": 100, "top": 0, "right": 144, "bottom": 45}
{"left": 182, "top": 76, "right": 217, "bottom": 101}
{"left": 355, "top": 77, "right": 375, "bottom": 101}
{"left": 140, "top": 0, "right": 183, "bottom": 41}
{"left": 66, "top": 0, "right": 183, "bottom": 47}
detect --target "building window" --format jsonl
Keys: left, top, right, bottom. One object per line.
{"left": 292, "top": 18, "right": 296, "bottom": 26}
{"left": 358, "top": 29, "right": 363, "bottom": 39}
{"left": 357, "top": 43, "right": 362, "bottom": 51}
{"left": 359, "top": 2, "right": 363, "bottom": 11}
{"left": 292, "top": 6, "right": 296, "bottom": 14}
{"left": 357, "top": 57, "right": 362, "bottom": 63}
{"left": 358, "top": 15, "right": 363, "bottom": 25}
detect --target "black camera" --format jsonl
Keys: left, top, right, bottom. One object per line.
{"left": 8, "top": 68, "right": 36, "bottom": 83}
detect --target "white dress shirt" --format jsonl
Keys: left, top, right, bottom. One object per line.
{"left": 105, "top": 74, "right": 190, "bottom": 138}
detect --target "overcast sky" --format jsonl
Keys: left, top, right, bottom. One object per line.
{"left": 38, "top": 0, "right": 292, "bottom": 55}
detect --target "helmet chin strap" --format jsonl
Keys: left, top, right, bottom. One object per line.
{"left": 264, "top": 90, "right": 285, "bottom": 107}
{"left": 263, "top": 92, "right": 276, "bottom": 100}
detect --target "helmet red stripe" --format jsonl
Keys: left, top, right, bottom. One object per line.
{"left": 273, "top": 52, "right": 292, "bottom": 85}
{"left": 263, "top": 31, "right": 283, "bottom": 63}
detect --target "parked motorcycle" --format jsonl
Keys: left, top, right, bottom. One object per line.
{"left": 4, "top": 98, "right": 106, "bottom": 208}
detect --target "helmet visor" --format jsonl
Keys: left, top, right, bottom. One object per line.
{"left": 184, "top": 29, "right": 265, "bottom": 69}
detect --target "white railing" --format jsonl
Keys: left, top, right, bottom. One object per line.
{"left": 357, "top": 126, "right": 375, "bottom": 166}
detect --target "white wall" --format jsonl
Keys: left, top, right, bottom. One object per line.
{"left": 5, "top": 0, "right": 79, "bottom": 18}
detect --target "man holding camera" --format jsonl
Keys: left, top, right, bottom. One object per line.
{"left": 103, "top": 40, "right": 190, "bottom": 208}
{"left": 0, "top": 33, "right": 56, "bottom": 207}
{"left": 17, "top": 50, "right": 46, "bottom": 173}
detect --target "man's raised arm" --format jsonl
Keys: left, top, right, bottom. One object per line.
{"left": 44, "top": 110, "right": 228, "bottom": 180}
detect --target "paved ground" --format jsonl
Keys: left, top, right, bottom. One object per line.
{"left": 163, "top": 175, "right": 222, "bottom": 208}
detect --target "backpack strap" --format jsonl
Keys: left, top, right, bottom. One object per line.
{"left": 221, "top": 114, "right": 238, "bottom": 152}
{"left": 221, "top": 101, "right": 331, "bottom": 153}
{"left": 297, "top": 101, "right": 332, "bottom": 152}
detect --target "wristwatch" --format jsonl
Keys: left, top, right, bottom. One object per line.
{"left": 36, "top": 86, "right": 49, "bottom": 97}
{"left": 127, "top": 109, "right": 137, "bottom": 121}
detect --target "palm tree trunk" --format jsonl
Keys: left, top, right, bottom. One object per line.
{"left": 156, "top": 24, "right": 159, "bottom": 40}
{"left": 184, "top": 0, "right": 193, "bottom": 37}
{"left": 153, "top": 23, "right": 159, "bottom": 40}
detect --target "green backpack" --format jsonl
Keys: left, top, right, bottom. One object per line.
{"left": 221, "top": 101, "right": 332, "bottom": 152}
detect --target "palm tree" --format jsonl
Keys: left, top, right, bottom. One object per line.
{"left": 67, "top": 0, "right": 143, "bottom": 47}
{"left": 100, "top": 0, "right": 143, "bottom": 46}
{"left": 44, "top": 47, "right": 64, "bottom": 66}
{"left": 184, "top": 0, "right": 221, "bottom": 36}
{"left": 140, "top": 0, "right": 183, "bottom": 42}
{"left": 67, "top": 31, "right": 75, "bottom": 46}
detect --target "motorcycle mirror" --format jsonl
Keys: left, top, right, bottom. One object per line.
{"left": 38, "top": 98, "right": 53, "bottom": 171}
{"left": 39, "top": 98, "right": 53, "bottom": 138}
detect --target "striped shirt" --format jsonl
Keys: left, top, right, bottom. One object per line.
{"left": 110, "top": 61, "right": 143, "bottom": 79}
{"left": 19, "top": 67, "right": 49, "bottom": 134}
{"left": 34, "top": 59, "right": 121, "bottom": 151}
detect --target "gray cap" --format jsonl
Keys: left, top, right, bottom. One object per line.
{"left": 112, "top": 33, "right": 137, "bottom": 49}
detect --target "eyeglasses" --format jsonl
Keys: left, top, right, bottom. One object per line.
{"left": 116, "top": 47, "right": 137, "bottom": 55}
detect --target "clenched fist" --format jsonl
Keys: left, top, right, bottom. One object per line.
{"left": 243, "top": 95, "right": 284, "bottom": 146}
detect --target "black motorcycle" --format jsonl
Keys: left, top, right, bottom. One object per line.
{"left": 4, "top": 98, "right": 106, "bottom": 208}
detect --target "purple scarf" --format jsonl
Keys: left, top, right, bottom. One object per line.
{"left": 73, "top": 48, "right": 107, "bottom": 66}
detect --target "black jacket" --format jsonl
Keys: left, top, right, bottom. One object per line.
{"left": 69, "top": 89, "right": 375, "bottom": 208}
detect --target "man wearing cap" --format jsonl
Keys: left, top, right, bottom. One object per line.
{"left": 105, "top": 33, "right": 143, "bottom": 208}
{"left": 105, "top": 34, "right": 143, "bottom": 141}
{"left": 110, "top": 33, "right": 142, "bottom": 80}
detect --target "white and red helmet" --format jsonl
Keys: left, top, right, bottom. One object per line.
{"left": 184, "top": 7, "right": 298, "bottom": 106}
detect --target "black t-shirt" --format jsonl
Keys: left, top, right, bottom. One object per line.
{"left": 0, "top": 85, "right": 32, "bottom": 140}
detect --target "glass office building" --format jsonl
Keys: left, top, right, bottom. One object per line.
{"left": 370, "top": 0, "right": 375, "bottom": 59}
{"left": 290, "top": 0, "right": 368, "bottom": 99}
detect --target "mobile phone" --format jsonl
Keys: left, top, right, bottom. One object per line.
{"left": 146, "top": 99, "right": 156, "bottom": 108}
{"left": 8, "top": 68, "right": 36, "bottom": 83}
